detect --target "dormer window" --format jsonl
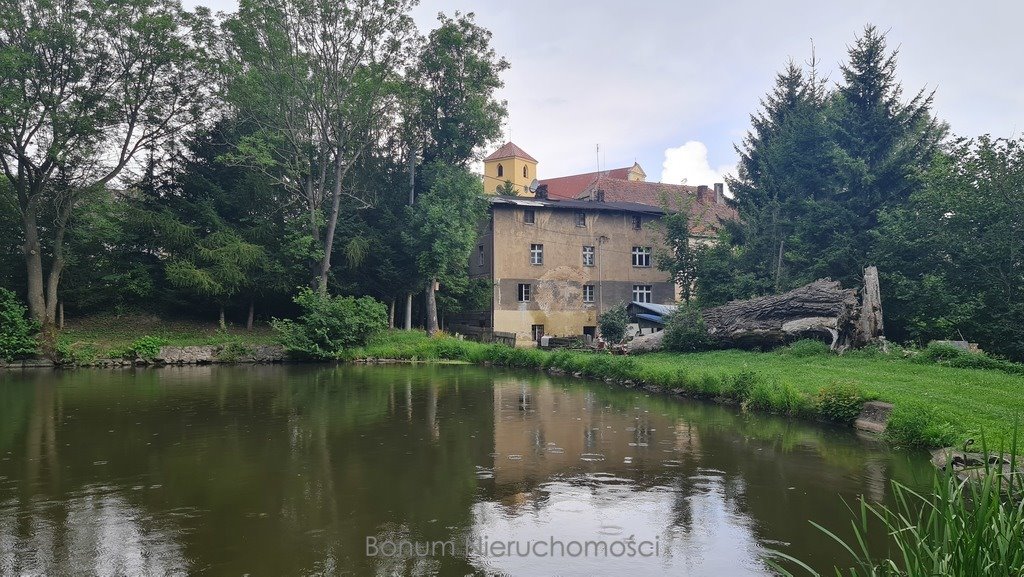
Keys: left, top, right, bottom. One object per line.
{"left": 497, "top": 164, "right": 504, "bottom": 177}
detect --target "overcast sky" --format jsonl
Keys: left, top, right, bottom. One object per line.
{"left": 186, "top": 0, "right": 1023, "bottom": 188}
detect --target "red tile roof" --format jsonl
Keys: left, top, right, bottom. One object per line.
{"left": 538, "top": 167, "right": 633, "bottom": 200}
{"left": 578, "top": 178, "right": 738, "bottom": 236}
{"left": 483, "top": 142, "right": 538, "bottom": 163}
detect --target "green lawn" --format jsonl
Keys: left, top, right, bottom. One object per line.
{"left": 639, "top": 349, "right": 1024, "bottom": 449}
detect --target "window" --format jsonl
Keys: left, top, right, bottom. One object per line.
{"left": 518, "top": 283, "right": 532, "bottom": 302}
{"left": 530, "top": 243, "right": 543, "bottom": 265}
{"left": 582, "top": 245, "right": 595, "bottom": 267}
{"left": 532, "top": 324, "right": 545, "bottom": 342}
{"left": 583, "top": 284, "right": 595, "bottom": 303}
{"left": 497, "top": 164, "right": 504, "bottom": 177}
{"left": 575, "top": 211, "right": 586, "bottom": 227}
{"left": 632, "top": 215, "right": 642, "bottom": 230}
{"left": 523, "top": 165, "right": 528, "bottom": 178}
{"left": 632, "top": 246, "right": 652, "bottom": 267}
{"left": 477, "top": 244, "right": 484, "bottom": 266}
{"left": 632, "top": 284, "right": 652, "bottom": 303}
{"left": 524, "top": 209, "right": 535, "bottom": 224}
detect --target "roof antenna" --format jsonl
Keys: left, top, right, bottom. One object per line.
{"left": 596, "top": 144, "right": 600, "bottom": 173}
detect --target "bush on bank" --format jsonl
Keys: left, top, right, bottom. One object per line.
{"left": 0, "top": 288, "right": 38, "bottom": 361}
{"left": 273, "top": 289, "right": 388, "bottom": 359}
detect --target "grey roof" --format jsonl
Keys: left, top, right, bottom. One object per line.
{"left": 628, "top": 302, "right": 678, "bottom": 317}
{"left": 488, "top": 195, "right": 665, "bottom": 215}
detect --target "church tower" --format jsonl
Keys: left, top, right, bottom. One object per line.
{"left": 482, "top": 142, "right": 538, "bottom": 196}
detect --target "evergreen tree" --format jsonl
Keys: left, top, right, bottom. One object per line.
{"left": 726, "top": 58, "right": 835, "bottom": 293}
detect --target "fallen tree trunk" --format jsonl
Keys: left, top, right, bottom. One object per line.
{"left": 701, "top": 267, "right": 883, "bottom": 351}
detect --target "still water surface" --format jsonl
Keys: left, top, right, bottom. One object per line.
{"left": 0, "top": 364, "right": 932, "bottom": 576}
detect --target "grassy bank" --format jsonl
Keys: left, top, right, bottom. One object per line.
{"left": 55, "top": 315, "right": 277, "bottom": 364}
{"left": 350, "top": 331, "right": 1024, "bottom": 451}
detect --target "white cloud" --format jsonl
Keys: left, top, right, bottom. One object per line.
{"left": 659, "top": 141, "right": 734, "bottom": 194}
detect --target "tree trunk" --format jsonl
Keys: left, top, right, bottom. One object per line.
{"left": 404, "top": 293, "right": 413, "bottom": 330}
{"left": 317, "top": 154, "right": 344, "bottom": 296}
{"left": 22, "top": 211, "right": 47, "bottom": 324}
{"left": 388, "top": 299, "right": 395, "bottom": 329}
{"left": 246, "top": 299, "right": 255, "bottom": 331}
{"left": 58, "top": 301, "right": 64, "bottom": 330}
{"left": 425, "top": 279, "right": 439, "bottom": 335}
{"left": 702, "top": 278, "right": 862, "bottom": 350}
{"left": 219, "top": 306, "right": 226, "bottom": 330}
{"left": 858, "top": 266, "right": 884, "bottom": 342}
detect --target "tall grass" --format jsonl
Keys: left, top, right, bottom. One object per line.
{"left": 773, "top": 433, "right": 1024, "bottom": 577}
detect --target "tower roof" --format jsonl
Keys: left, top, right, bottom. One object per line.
{"left": 483, "top": 142, "right": 538, "bottom": 163}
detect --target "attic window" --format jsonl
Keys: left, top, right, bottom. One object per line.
{"left": 524, "top": 209, "right": 535, "bottom": 224}
{"left": 632, "top": 215, "right": 642, "bottom": 230}
{"left": 497, "top": 164, "right": 504, "bottom": 177}
{"left": 575, "top": 211, "right": 586, "bottom": 227}
{"left": 523, "top": 165, "right": 528, "bottom": 178}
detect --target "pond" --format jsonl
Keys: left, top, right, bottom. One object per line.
{"left": 0, "top": 364, "right": 933, "bottom": 576}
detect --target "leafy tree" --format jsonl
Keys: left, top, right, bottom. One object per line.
{"left": 407, "top": 11, "right": 508, "bottom": 169}
{"left": 598, "top": 303, "right": 629, "bottom": 344}
{"left": 0, "top": 0, "right": 213, "bottom": 326}
{"left": 694, "top": 228, "right": 759, "bottom": 307}
{"left": 653, "top": 195, "right": 699, "bottom": 302}
{"left": 874, "top": 136, "right": 1024, "bottom": 360}
{"left": 223, "top": 0, "right": 416, "bottom": 294}
{"left": 401, "top": 12, "right": 507, "bottom": 329}
{"left": 0, "top": 288, "right": 38, "bottom": 360}
{"left": 405, "top": 163, "right": 487, "bottom": 334}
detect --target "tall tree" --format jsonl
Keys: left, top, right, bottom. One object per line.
{"left": 727, "top": 58, "right": 836, "bottom": 292}
{"left": 405, "top": 163, "right": 487, "bottom": 334}
{"left": 403, "top": 11, "right": 507, "bottom": 330}
{"left": 223, "top": 0, "right": 415, "bottom": 295}
{"left": 654, "top": 196, "right": 699, "bottom": 302}
{"left": 0, "top": 0, "right": 213, "bottom": 326}
{"left": 407, "top": 11, "right": 508, "bottom": 168}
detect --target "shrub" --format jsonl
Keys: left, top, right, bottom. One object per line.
{"left": 0, "top": 288, "right": 38, "bottom": 361}
{"left": 885, "top": 405, "right": 962, "bottom": 448}
{"left": 915, "top": 341, "right": 969, "bottom": 363}
{"left": 129, "top": 335, "right": 168, "bottom": 359}
{"left": 662, "top": 303, "right": 711, "bottom": 352}
{"left": 273, "top": 288, "right": 388, "bottom": 359}
{"left": 778, "top": 339, "right": 831, "bottom": 357}
{"left": 813, "top": 383, "right": 866, "bottom": 424}
{"left": 598, "top": 302, "right": 629, "bottom": 344}
{"left": 912, "top": 342, "right": 1024, "bottom": 376}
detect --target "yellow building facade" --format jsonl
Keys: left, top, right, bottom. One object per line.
{"left": 467, "top": 196, "right": 675, "bottom": 346}
{"left": 482, "top": 142, "right": 538, "bottom": 196}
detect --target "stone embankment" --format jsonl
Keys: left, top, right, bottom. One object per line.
{"left": 1, "top": 344, "right": 286, "bottom": 368}
{"left": 154, "top": 344, "right": 285, "bottom": 364}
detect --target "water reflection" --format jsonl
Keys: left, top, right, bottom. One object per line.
{"left": 0, "top": 365, "right": 933, "bottom": 576}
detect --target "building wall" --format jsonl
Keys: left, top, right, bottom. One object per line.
{"left": 490, "top": 204, "right": 674, "bottom": 344}
{"left": 483, "top": 156, "right": 536, "bottom": 196}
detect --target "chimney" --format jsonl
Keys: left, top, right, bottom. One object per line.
{"left": 697, "top": 185, "right": 710, "bottom": 203}
{"left": 534, "top": 184, "right": 548, "bottom": 200}
{"left": 714, "top": 182, "right": 725, "bottom": 205}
